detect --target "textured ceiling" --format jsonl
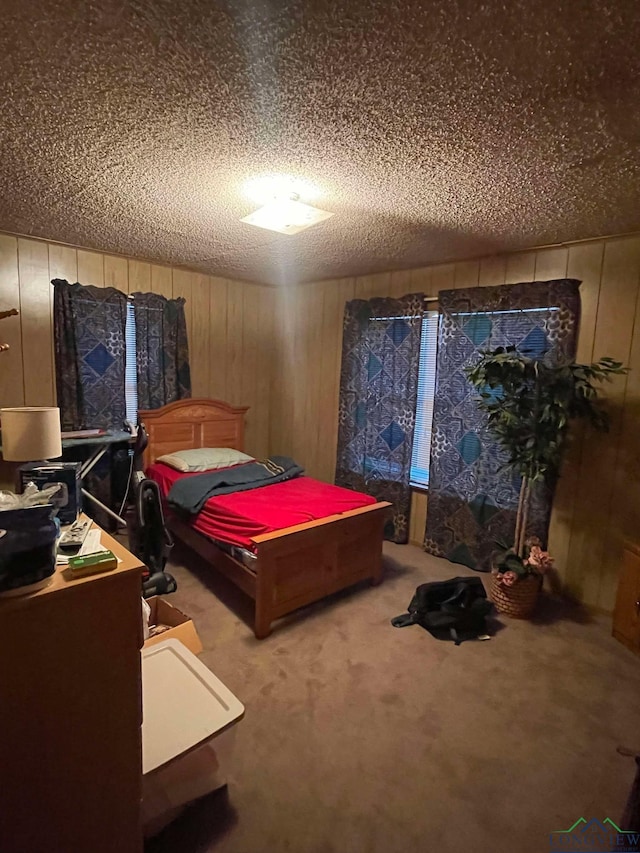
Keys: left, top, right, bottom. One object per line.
{"left": 1, "top": 0, "right": 640, "bottom": 285}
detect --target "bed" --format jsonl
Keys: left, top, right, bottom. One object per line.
{"left": 139, "top": 398, "right": 391, "bottom": 638}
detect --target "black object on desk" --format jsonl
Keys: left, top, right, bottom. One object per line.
{"left": 0, "top": 505, "right": 58, "bottom": 595}
{"left": 19, "top": 462, "right": 82, "bottom": 525}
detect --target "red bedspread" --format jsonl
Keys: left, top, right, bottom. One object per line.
{"left": 147, "top": 462, "right": 377, "bottom": 550}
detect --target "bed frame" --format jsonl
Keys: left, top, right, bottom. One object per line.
{"left": 139, "top": 399, "right": 391, "bottom": 638}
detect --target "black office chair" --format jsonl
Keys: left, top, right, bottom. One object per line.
{"left": 125, "top": 422, "right": 177, "bottom": 598}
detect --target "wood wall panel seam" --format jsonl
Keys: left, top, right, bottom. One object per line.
{"left": 18, "top": 238, "right": 54, "bottom": 406}
{"left": 562, "top": 236, "right": 640, "bottom": 607}
{"left": 594, "top": 242, "right": 640, "bottom": 610}
{"left": 548, "top": 241, "right": 605, "bottom": 589}
{"left": 0, "top": 235, "right": 23, "bottom": 407}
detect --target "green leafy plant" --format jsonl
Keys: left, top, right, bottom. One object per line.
{"left": 465, "top": 347, "right": 626, "bottom": 558}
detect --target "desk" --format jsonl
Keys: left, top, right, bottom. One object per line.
{"left": 0, "top": 431, "right": 134, "bottom": 526}
{"left": 63, "top": 430, "right": 133, "bottom": 527}
{"left": 0, "top": 521, "right": 145, "bottom": 853}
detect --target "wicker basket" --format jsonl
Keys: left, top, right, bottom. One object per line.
{"left": 490, "top": 572, "right": 542, "bottom": 618}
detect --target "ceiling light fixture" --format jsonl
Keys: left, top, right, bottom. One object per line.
{"left": 240, "top": 193, "right": 334, "bottom": 236}
{"left": 243, "top": 173, "right": 321, "bottom": 206}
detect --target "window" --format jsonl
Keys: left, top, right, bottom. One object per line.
{"left": 410, "top": 310, "right": 439, "bottom": 488}
{"left": 124, "top": 300, "right": 138, "bottom": 425}
{"left": 410, "top": 305, "right": 559, "bottom": 489}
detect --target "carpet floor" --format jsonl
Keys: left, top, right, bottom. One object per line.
{"left": 145, "top": 541, "right": 640, "bottom": 853}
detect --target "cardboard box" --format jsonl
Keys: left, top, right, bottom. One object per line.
{"left": 143, "top": 597, "right": 203, "bottom": 656}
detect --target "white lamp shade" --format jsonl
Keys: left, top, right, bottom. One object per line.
{"left": 0, "top": 407, "right": 63, "bottom": 461}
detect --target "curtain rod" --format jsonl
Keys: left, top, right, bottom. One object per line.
{"left": 424, "top": 296, "right": 438, "bottom": 302}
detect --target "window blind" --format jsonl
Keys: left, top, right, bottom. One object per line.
{"left": 410, "top": 305, "right": 560, "bottom": 489}
{"left": 125, "top": 300, "right": 138, "bottom": 425}
{"left": 410, "top": 310, "right": 439, "bottom": 488}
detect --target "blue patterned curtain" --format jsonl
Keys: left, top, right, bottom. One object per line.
{"left": 336, "top": 293, "right": 424, "bottom": 543}
{"left": 424, "top": 279, "right": 581, "bottom": 570}
{"left": 132, "top": 292, "right": 191, "bottom": 410}
{"left": 53, "top": 279, "right": 128, "bottom": 430}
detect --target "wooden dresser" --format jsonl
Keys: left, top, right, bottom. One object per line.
{"left": 613, "top": 541, "right": 640, "bottom": 657}
{"left": 0, "top": 523, "right": 145, "bottom": 853}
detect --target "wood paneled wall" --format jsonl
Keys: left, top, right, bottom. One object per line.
{"left": 270, "top": 236, "right": 640, "bottom": 613}
{"left": 0, "top": 234, "right": 275, "bottom": 459}
{"left": 3, "top": 228, "right": 639, "bottom": 611}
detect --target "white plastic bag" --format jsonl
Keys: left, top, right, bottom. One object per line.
{"left": 142, "top": 597, "right": 151, "bottom": 641}
{"left": 0, "top": 481, "right": 62, "bottom": 511}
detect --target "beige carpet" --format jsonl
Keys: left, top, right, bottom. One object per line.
{"left": 145, "top": 541, "right": 640, "bottom": 853}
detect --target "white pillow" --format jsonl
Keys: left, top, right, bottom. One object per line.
{"left": 157, "top": 447, "right": 255, "bottom": 473}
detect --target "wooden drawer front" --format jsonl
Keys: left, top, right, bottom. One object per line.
{"left": 613, "top": 548, "right": 640, "bottom": 654}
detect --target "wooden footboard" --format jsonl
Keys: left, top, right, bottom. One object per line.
{"left": 251, "top": 502, "right": 391, "bottom": 638}
{"left": 168, "top": 501, "right": 391, "bottom": 639}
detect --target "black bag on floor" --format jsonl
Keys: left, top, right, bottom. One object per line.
{"left": 391, "top": 576, "right": 492, "bottom": 645}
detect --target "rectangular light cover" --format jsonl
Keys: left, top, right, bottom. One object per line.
{"left": 240, "top": 199, "right": 333, "bottom": 235}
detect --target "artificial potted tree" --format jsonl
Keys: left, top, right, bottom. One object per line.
{"left": 466, "top": 347, "right": 625, "bottom": 617}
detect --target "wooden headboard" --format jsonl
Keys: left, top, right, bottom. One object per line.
{"left": 139, "top": 398, "right": 249, "bottom": 468}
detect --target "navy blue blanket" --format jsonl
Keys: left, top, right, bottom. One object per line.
{"left": 167, "top": 456, "right": 304, "bottom": 514}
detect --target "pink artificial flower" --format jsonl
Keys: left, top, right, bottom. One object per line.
{"left": 500, "top": 570, "right": 518, "bottom": 587}
{"left": 526, "top": 545, "right": 554, "bottom": 574}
